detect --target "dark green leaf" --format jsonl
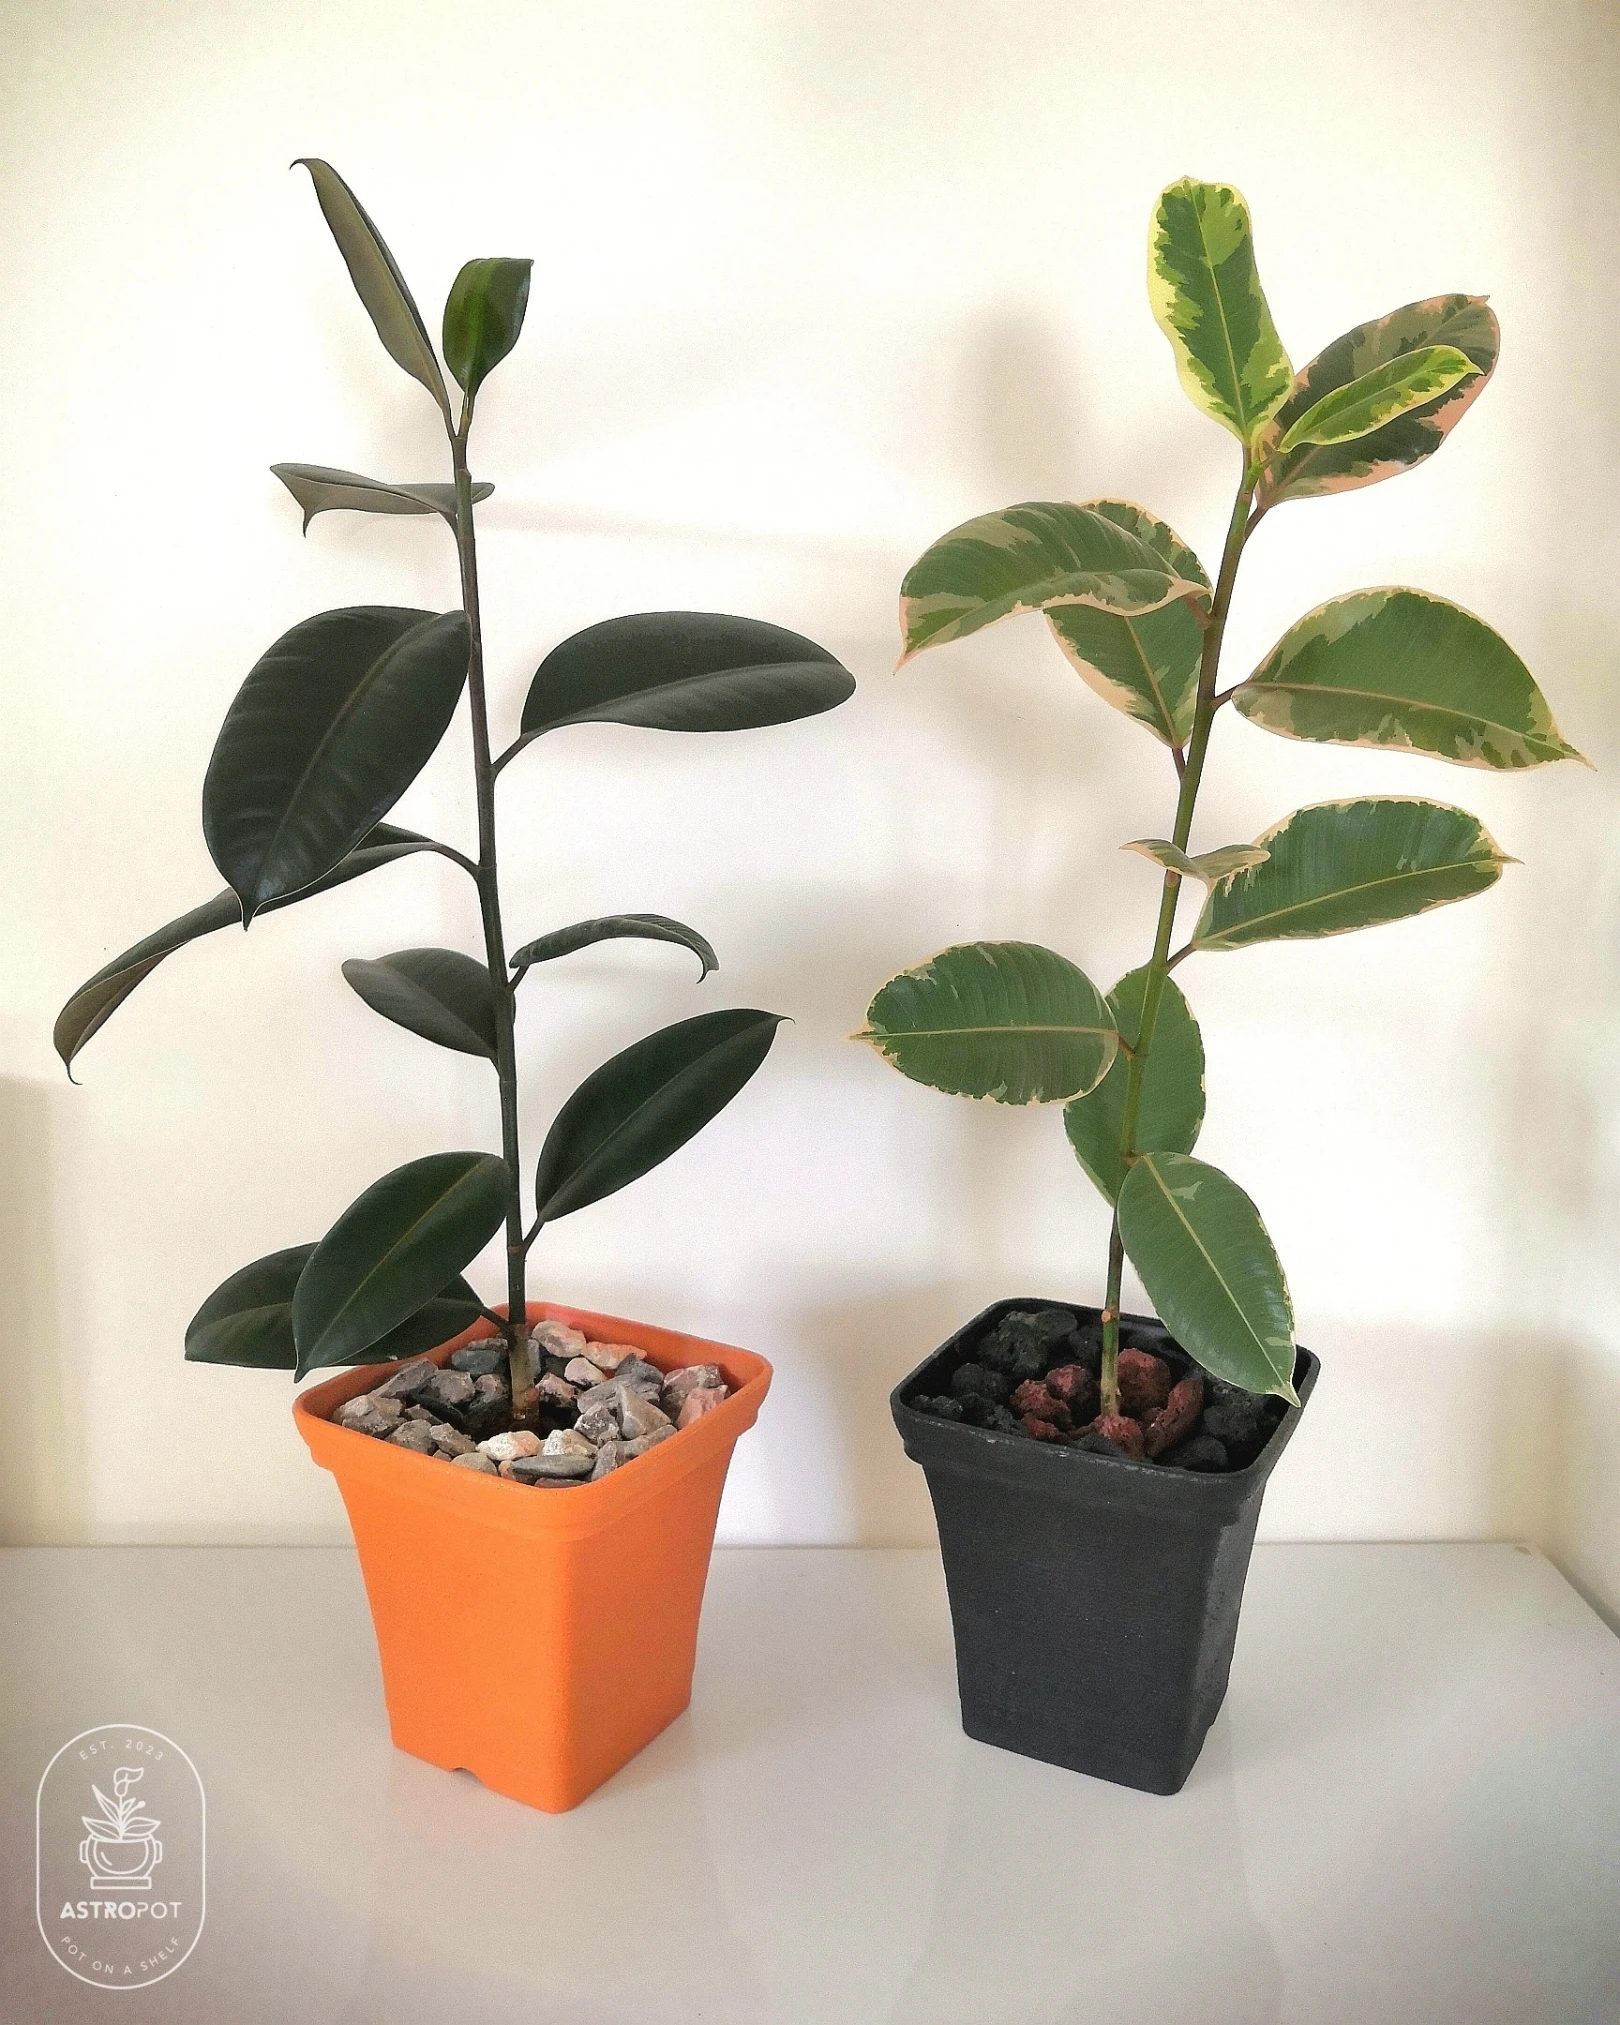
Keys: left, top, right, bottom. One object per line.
{"left": 185, "top": 1244, "right": 481, "bottom": 1370}
{"left": 1256, "top": 295, "right": 1499, "bottom": 509}
{"left": 518, "top": 612, "right": 855, "bottom": 742}
{"left": 1233, "top": 588, "right": 1584, "bottom": 770}
{"left": 272, "top": 463, "right": 491, "bottom": 530}
{"left": 294, "top": 159, "right": 450, "bottom": 420}
{"left": 55, "top": 824, "right": 443, "bottom": 1075}
{"left": 292, "top": 1151, "right": 510, "bottom": 1376}
{"left": 342, "top": 947, "right": 498, "bottom": 1059}
{"left": 533, "top": 1008, "right": 784, "bottom": 1225}
{"left": 856, "top": 941, "right": 1117, "bottom": 1105}
{"left": 1189, "top": 798, "right": 1511, "bottom": 953}
{"left": 1117, "top": 1152, "right": 1296, "bottom": 1399}
{"left": 203, "top": 606, "right": 470, "bottom": 923}
{"left": 442, "top": 257, "right": 533, "bottom": 399}
{"left": 1064, "top": 969, "right": 1204, "bottom": 1203}
{"left": 510, "top": 914, "right": 718, "bottom": 982}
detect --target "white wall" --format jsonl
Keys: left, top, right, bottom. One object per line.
{"left": 2, "top": 0, "right": 1617, "bottom": 1613}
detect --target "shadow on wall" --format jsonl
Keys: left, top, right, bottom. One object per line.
{"left": 0, "top": 1076, "right": 86, "bottom": 1543}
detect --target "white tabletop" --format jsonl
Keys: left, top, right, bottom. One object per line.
{"left": 1, "top": 1543, "right": 1616, "bottom": 2023}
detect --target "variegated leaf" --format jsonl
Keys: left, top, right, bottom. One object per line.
{"left": 1189, "top": 798, "right": 1511, "bottom": 953}
{"left": 1045, "top": 501, "right": 1211, "bottom": 746}
{"left": 1147, "top": 179, "right": 1292, "bottom": 446}
{"left": 1257, "top": 295, "right": 1499, "bottom": 508}
{"left": 855, "top": 941, "right": 1117, "bottom": 1105}
{"left": 898, "top": 501, "right": 1204, "bottom": 663}
{"left": 1064, "top": 968, "right": 1205, "bottom": 1204}
{"left": 1234, "top": 589, "right": 1584, "bottom": 770}
{"left": 1275, "top": 345, "right": 1480, "bottom": 455}
{"left": 1123, "top": 838, "right": 1270, "bottom": 886}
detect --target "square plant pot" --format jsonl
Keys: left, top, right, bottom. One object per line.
{"left": 295, "top": 1302, "right": 769, "bottom": 1813}
{"left": 893, "top": 1298, "right": 1318, "bottom": 1795}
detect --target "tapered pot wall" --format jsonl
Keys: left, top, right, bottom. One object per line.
{"left": 296, "top": 1303, "right": 769, "bottom": 1813}
{"left": 893, "top": 1300, "right": 1318, "bottom": 1795}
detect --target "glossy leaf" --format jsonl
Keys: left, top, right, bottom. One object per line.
{"left": 855, "top": 941, "right": 1117, "bottom": 1106}
{"left": 1275, "top": 345, "right": 1479, "bottom": 455}
{"left": 1147, "top": 178, "right": 1292, "bottom": 445}
{"left": 1189, "top": 798, "right": 1511, "bottom": 954}
{"left": 203, "top": 606, "right": 470, "bottom": 922}
{"left": 272, "top": 463, "right": 491, "bottom": 530}
{"left": 519, "top": 612, "right": 854, "bottom": 742}
{"left": 899, "top": 501, "right": 1205, "bottom": 663}
{"left": 442, "top": 257, "right": 532, "bottom": 398}
{"left": 1123, "top": 838, "right": 1270, "bottom": 886}
{"left": 184, "top": 1243, "right": 481, "bottom": 1370}
{"left": 1234, "top": 588, "right": 1584, "bottom": 770}
{"left": 1065, "top": 969, "right": 1204, "bottom": 1204}
{"left": 532, "top": 1008, "right": 784, "bottom": 1225}
{"left": 342, "top": 947, "right": 499, "bottom": 1059}
{"left": 292, "top": 1151, "right": 510, "bottom": 1375}
{"left": 1044, "top": 501, "right": 1211, "bottom": 746}
{"left": 510, "top": 914, "right": 717, "bottom": 982}
{"left": 295, "top": 159, "right": 450, "bottom": 420}
{"left": 1118, "top": 1152, "right": 1297, "bottom": 1399}
{"left": 1257, "top": 295, "right": 1499, "bottom": 508}
{"left": 55, "top": 824, "right": 443, "bottom": 1075}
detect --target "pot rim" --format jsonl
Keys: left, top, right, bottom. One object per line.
{"left": 294, "top": 1301, "right": 770, "bottom": 1543}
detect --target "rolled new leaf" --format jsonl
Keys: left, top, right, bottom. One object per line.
{"left": 899, "top": 501, "right": 1206, "bottom": 663}
{"left": 1188, "top": 798, "right": 1511, "bottom": 954}
{"left": 519, "top": 613, "right": 854, "bottom": 742}
{"left": 1064, "top": 969, "right": 1205, "bottom": 1204}
{"left": 1257, "top": 295, "right": 1499, "bottom": 509}
{"left": 55, "top": 823, "right": 445, "bottom": 1075}
{"left": 1147, "top": 178, "right": 1292, "bottom": 446}
{"left": 295, "top": 159, "right": 450, "bottom": 421}
{"left": 203, "top": 606, "right": 470, "bottom": 923}
{"left": 1123, "top": 839, "right": 1270, "bottom": 886}
{"left": 1044, "top": 501, "right": 1211, "bottom": 747}
{"left": 1274, "top": 345, "right": 1479, "bottom": 455}
{"left": 442, "top": 257, "right": 533, "bottom": 399}
{"left": 292, "top": 1151, "right": 510, "bottom": 1376}
{"left": 184, "top": 1244, "right": 482, "bottom": 1370}
{"left": 1233, "top": 589, "right": 1584, "bottom": 770}
{"left": 510, "top": 915, "right": 718, "bottom": 982}
{"left": 856, "top": 942, "right": 1117, "bottom": 1105}
{"left": 342, "top": 948, "right": 499, "bottom": 1059}
{"left": 272, "top": 464, "right": 492, "bottom": 530}
{"left": 532, "top": 1008, "right": 785, "bottom": 1225}
{"left": 1117, "top": 1151, "right": 1297, "bottom": 1399}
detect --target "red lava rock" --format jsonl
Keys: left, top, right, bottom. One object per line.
{"left": 1010, "top": 1379, "right": 1054, "bottom": 1416}
{"left": 1091, "top": 1413, "right": 1146, "bottom": 1460}
{"left": 1116, "top": 1350, "right": 1172, "bottom": 1419}
{"left": 1045, "top": 1363, "right": 1099, "bottom": 1418}
{"left": 1143, "top": 1374, "right": 1205, "bottom": 1458}
{"left": 1021, "top": 1414, "right": 1064, "bottom": 1441}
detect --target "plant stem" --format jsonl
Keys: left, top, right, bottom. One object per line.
{"left": 449, "top": 423, "right": 530, "bottom": 1407}
{"left": 1098, "top": 459, "right": 1258, "bottom": 1416}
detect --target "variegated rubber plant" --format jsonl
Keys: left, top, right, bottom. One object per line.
{"left": 57, "top": 163, "right": 855, "bottom": 1406}
{"left": 859, "top": 177, "right": 1583, "bottom": 1416}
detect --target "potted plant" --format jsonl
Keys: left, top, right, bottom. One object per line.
{"left": 857, "top": 177, "right": 1582, "bottom": 1793}
{"left": 56, "top": 161, "right": 855, "bottom": 1812}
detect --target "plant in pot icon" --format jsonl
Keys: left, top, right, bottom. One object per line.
{"left": 79, "top": 1767, "right": 161, "bottom": 1890}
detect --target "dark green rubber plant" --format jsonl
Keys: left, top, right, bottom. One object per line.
{"left": 858, "top": 176, "right": 1582, "bottom": 1417}
{"left": 58, "top": 161, "right": 855, "bottom": 1404}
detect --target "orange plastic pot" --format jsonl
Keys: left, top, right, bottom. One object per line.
{"left": 294, "top": 1302, "right": 769, "bottom": 1813}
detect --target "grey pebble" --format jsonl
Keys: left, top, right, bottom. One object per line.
{"left": 618, "top": 1387, "right": 672, "bottom": 1440}
{"left": 387, "top": 1421, "right": 438, "bottom": 1454}
{"left": 575, "top": 1401, "right": 619, "bottom": 1446}
{"left": 430, "top": 1423, "right": 478, "bottom": 1457}
{"left": 424, "top": 1367, "right": 475, "bottom": 1409}
{"left": 370, "top": 1359, "right": 439, "bottom": 1401}
{"left": 508, "top": 1452, "right": 594, "bottom": 1483}
{"left": 450, "top": 1451, "right": 499, "bottom": 1474}
{"left": 448, "top": 1343, "right": 505, "bottom": 1377}
{"left": 621, "top": 1425, "right": 676, "bottom": 1459}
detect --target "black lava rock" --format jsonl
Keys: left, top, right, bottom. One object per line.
{"left": 1172, "top": 1434, "right": 1229, "bottom": 1472}
{"left": 1075, "top": 1430, "right": 1127, "bottom": 1458}
{"left": 978, "top": 1306, "right": 1077, "bottom": 1382}
{"left": 949, "top": 1361, "right": 1011, "bottom": 1405}
{"left": 913, "top": 1394, "right": 965, "bottom": 1421}
{"left": 1201, "top": 1382, "right": 1274, "bottom": 1466}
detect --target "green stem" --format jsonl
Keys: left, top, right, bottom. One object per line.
{"left": 1099, "top": 459, "right": 1258, "bottom": 1417}
{"left": 449, "top": 418, "right": 529, "bottom": 1407}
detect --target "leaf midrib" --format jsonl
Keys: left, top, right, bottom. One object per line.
{"left": 1244, "top": 676, "right": 1560, "bottom": 753}
{"left": 306, "top": 1161, "right": 494, "bottom": 1355}
{"left": 1195, "top": 856, "right": 1498, "bottom": 947}
{"left": 1191, "top": 194, "right": 1249, "bottom": 436}
{"left": 1137, "top": 1155, "right": 1280, "bottom": 1370}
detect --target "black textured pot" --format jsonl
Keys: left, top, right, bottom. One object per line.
{"left": 893, "top": 1298, "right": 1319, "bottom": 1795}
